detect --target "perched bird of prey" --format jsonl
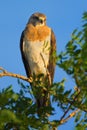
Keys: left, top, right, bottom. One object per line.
{"left": 20, "top": 12, "right": 56, "bottom": 109}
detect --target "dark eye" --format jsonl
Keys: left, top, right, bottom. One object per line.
{"left": 34, "top": 16, "right": 39, "bottom": 20}
{"left": 40, "top": 19, "right": 43, "bottom": 23}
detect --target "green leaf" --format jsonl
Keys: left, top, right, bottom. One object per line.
{"left": 12, "top": 93, "right": 19, "bottom": 101}
{"left": 5, "top": 85, "right": 13, "bottom": 92}
{"left": 0, "top": 109, "right": 20, "bottom": 123}
{"left": 75, "top": 111, "right": 82, "bottom": 123}
{"left": 39, "top": 124, "right": 50, "bottom": 130}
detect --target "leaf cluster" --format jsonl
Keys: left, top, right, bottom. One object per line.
{"left": 57, "top": 12, "right": 87, "bottom": 129}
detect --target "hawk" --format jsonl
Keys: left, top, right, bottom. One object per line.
{"left": 20, "top": 12, "right": 56, "bottom": 109}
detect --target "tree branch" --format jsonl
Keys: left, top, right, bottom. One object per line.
{"left": 60, "top": 87, "right": 80, "bottom": 121}
{"left": 57, "top": 87, "right": 81, "bottom": 126}
{"left": 0, "top": 67, "right": 32, "bottom": 83}
{"left": 0, "top": 67, "right": 82, "bottom": 127}
{"left": 60, "top": 109, "right": 80, "bottom": 124}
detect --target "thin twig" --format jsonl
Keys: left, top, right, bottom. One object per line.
{"left": 48, "top": 109, "right": 80, "bottom": 129}
{"left": 60, "top": 109, "right": 80, "bottom": 124}
{"left": 60, "top": 87, "right": 80, "bottom": 121}
{"left": 0, "top": 67, "right": 32, "bottom": 83}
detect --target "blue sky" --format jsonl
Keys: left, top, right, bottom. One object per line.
{"left": 0, "top": 1, "right": 87, "bottom": 130}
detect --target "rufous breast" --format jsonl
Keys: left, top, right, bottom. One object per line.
{"left": 24, "top": 24, "right": 51, "bottom": 41}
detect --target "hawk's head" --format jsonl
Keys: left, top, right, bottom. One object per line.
{"left": 28, "top": 12, "right": 46, "bottom": 26}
